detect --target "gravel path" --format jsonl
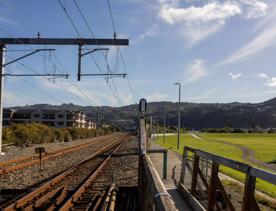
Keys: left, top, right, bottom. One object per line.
{"left": 213, "top": 139, "right": 276, "bottom": 172}
{"left": 197, "top": 135, "right": 276, "bottom": 172}
{"left": 189, "top": 133, "right": 204, "bottom": 141}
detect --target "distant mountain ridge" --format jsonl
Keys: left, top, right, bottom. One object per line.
{"left": 9, "top": 98, "right": 276, "bottom": 129}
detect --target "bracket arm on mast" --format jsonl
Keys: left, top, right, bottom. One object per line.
{"left": 2, "top": 49, "right": 55, "bottom": 67}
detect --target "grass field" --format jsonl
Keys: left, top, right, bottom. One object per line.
{"left": 201, "top": 133, "right": 276, "bottom": 164}
{"left": 156, "top": 133, "right": 276, "bottom": 198}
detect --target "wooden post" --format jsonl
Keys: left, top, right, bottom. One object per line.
{"left": 138, "top": 118, "right": 145, "bottom": 210}
{"left": 163, "top": 150, "right": 167, "bottom": 179}
{"left": 242, "top": 168, "right": 257, "bottom": 211}
{"left": 180, "top": 147, "right": 188, "bottom": 184}
{"left": 208, "top": 162, "right": 219, "bottom": 211}
{"left": 191, "top": 154, "right": 200, "bottom": 195}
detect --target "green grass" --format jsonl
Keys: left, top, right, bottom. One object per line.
{"left": 156, "top": 133, "right": 276, "bottom": 198}
{"left": 201, "top": 133, "right": 276, "bottom": 164}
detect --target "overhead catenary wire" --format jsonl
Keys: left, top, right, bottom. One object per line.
{"left": 5, "top": 54, "right": 95, "bottom": 106}
{"left": 0, "top": 27, "right": 99, "bottom": 106}
{"left": 52, "top": 53, "right": 98, "bottom": 106}
{"left": 105, "top": 0, "right": 136, "bottom": 104}
{"left": 106, "top": 0, "right": 116, "bottom": 35}
{"left": 73, "top": 0, "right": 125, "bottom": 105}
{"left": 57, "top": 0, "right": 122, "bottom": 106}
{"left": 71, "top": 0, "right": 121, "bottom": 101}
{"left": 5, "top": 68, "right": 60, "bottom": 104}
{"left": 118, "top": 47, "right": 136, "bottom": 104}
{"left": 57, "top": 0, "right": 82, "bottom": 39}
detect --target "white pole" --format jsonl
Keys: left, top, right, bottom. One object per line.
{"left": 0, "top": 45, "right": 6, "bottom": 155}
{"left": 174, "top": 82, "right": 181, "bottom": 150}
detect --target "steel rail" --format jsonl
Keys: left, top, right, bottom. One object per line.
{"left": 0, "top": 133, "right": 117, "bottom": 174}
{"left": 2, "top": 134, "right": 129, "bottom": 211}
{"left": 0, "top": 133, "right": 116, "bottom": 167}
{"left": 59, "top": 136, "right": 131, "bottom": 210}
{"left": 0, "top": 134, "right": 112, "bottom": 168}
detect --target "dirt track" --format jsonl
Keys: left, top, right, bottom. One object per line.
{"left": 192, "top": 133, "right": 276, "bottom": 172}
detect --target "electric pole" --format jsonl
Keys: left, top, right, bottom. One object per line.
{"left": 0, "top": 45, "right": 5, "bottom": 155}
{"left": 150, "top": 115, "right": 152, "bottom": 137}
{"left": 156, "top": 115, "right": 159, "bottom": 141}
{"left": 163, "top": 110, "right": 165, "bottom": 144}
{"left": 174, "top": 82, "right": 181, "bottom": 150}
{"left": 0, "top": 37, "right": 129, "bottom": 153}
{"left": 96, "top": 106, "right": 99, "bottom": 129}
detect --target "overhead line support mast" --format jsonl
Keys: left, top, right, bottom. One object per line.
{"left": 0, "top": 37, "right": 129, "bottom": 154}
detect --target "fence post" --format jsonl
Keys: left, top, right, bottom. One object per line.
{"left": 138, "top": 118, "right": 147, "bottom": 210}
{"left": 163, "top": 150, "right": 167, "bottom": 179}
{"left": 242, "top": 167, "right": 256, "bottom": 211}
{"left": 208, "top": 162, "right": 219, "bottom": 211}
{"left": 191, "top": 154, "right": 200, "bottom": 195}
{"left": 180, "top": 147, "right": 188, "bottom": 184}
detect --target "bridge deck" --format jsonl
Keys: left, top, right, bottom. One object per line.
{"left": 148, "top": 138, "right": 192, "bottom": 211}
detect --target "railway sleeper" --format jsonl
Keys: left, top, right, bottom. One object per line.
{"left": 71, "top": 185, "right": 118, "bottom": 211}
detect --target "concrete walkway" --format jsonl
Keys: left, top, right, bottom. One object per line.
{"left": 148, "top": 139, "right": 192, "bottom": 211}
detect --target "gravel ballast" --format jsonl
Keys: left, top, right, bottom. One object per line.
{"left": 0, "top": 134, "right": 122, "bottom": 189}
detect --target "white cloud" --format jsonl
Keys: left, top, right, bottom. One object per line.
{"left": 229, "top": 72, "right": 242, "bottom": 80}
{"left": 256, "top": 73, "right": 269, "bottom": 79}
{"left": 218, "top": 2, "right": 274, "bottom": 66}
{"left": 241, "top": 0, "right": 268, "bottom": 19}
{"left": 185, "top": 89, "right": 215, "bottom": 102}
{"left": 147, "top": 92, "right": 168, "bottom": 101}
{"left": 221, "top": 24, "right": 276, "bottom": 65}
{"left": 183, "top": 59, "right": 207, "bottom": 83}
{"left": 157, "top": 0, "right": 268, "bottom": 46}
{"left": 181, "top": 21, "right": 224, "bottom": 46}
{"left": 159, "top": 1, "right": 241, "bottom": 24}
{"left": 133, "top": 24, "right": 165, "bottom": 43}
{"left": 265, "top": 77, "right": 276, "bottom": 87}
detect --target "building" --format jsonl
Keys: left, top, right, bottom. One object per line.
{"left": 3, "top": 109, "right": 96, "bottom": 129}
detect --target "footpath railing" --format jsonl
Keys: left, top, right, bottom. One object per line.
{"left": 139, "top": 118, "right": 177, "bottom": 211}
{"left": 178, "top": 146, "right": 276, "bottom": 211}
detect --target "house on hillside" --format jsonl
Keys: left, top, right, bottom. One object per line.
{"left": 3, "top": 109, "right": 96, "bottom": 129}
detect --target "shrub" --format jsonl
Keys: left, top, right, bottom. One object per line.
{"left": 2, "top": 123, "right": 113, "bottom": 146}
{"left": 231, "top": 128, "right": 246, "bottom": 133}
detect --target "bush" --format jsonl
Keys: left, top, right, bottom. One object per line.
{"left": 206, "top": 128, "right": 219, "bottom": 133}
{"left": 3, "top": 123, "right": 113, "bottom": 146}
{"left": 231, "top": 128, "right": 246, "bottom": 133}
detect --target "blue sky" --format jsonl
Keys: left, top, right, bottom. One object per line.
{"left": 1, "top": 0, "right": 276, "bottom": 107}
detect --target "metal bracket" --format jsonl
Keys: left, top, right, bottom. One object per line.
{"left": 2, "top": 73, "right": 69, "bottom": 78}
{"left": 2, "top": 49, "right": 55, "bottom": 67}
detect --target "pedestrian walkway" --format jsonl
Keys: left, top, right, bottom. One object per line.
{"left": 148, "top": 138, "right": 192, "bottom": 211}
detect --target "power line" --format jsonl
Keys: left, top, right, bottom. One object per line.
{"left": 4, "top": 69, "right": 61, "bottom": 104}
{"left": 0, "top": 26, "right": 100, "bottom": 107}
{"left": 57, "top": 0, "right": 82, "bottom": 38}
{"left": 57, "top": 0, "right": 122, "bottom": 106}
{"left": 118, "top": 47, "right": 136, "bottom": 104}
{"left": 5, "top": 54, "right": 95, "bottom": 105}
{"left": 71, "top": 0, "right": 120, "bottom": 98}
{"left": 2, "top": 33, "right": 97, "bottom": 106}
{"left": 105, "top": 0, "right": 136, "bottom": 105}
{"left": 0, "top": 28, "right": 93, "bottom": 105}
{"left": 107, "top": 0, "right": 116, "bottom": 34}
{"left": 53, "top": 53, "right": 98, "bottom": 106}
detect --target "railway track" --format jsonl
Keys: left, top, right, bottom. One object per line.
{"left": 0, "top": 134, "right": 117, "bottom": 175}
{"left": 1, "top": 133, "right": 131, "bottom": 211}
